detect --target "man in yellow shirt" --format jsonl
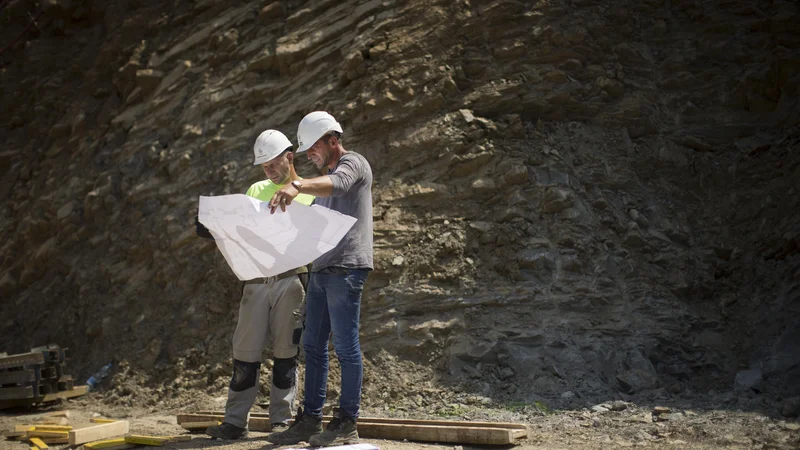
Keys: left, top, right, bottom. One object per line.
{"left": 196, "top": 129, "right": 314, "bottom": 440}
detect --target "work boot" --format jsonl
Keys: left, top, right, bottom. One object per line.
{"left": 267, "top": 408, "right": 323, "bottom": 445}
{"left": 308, "top": 415, "right": 359, "bottom": 447}
{"left": 206, "top": 422, "right": 248, "bottom": 440}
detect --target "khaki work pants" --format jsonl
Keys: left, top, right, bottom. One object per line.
{"left": 224, "top": 275, "right": 304, "bottom": 428}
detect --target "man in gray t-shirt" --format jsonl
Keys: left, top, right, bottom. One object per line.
{"left": 267, "top": 111, "right": 373, "bottom": 448}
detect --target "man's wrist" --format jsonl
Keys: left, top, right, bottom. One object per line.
{"left": 291, "top": 180, "right": 302, "bottom": 192}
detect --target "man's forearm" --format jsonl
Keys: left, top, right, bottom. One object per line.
{"left": 299, "top": 175, "right": 334, "bottom": 197}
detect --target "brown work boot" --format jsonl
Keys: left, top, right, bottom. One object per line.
{"left": 267, "top": 409, "right": 323, "bottom": 445}
{"left": 309, "top": 414, "right": 359, "bottom": 447}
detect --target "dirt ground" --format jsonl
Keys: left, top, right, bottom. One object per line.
{"left": 2, "top": 393, "right": 798, "bottom": 450}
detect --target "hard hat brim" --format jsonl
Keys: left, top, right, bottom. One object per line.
{"left": 297, "top": 124, "right": 344, "bottom": 153}
{"left": 253, "top": 146, "right": 292, "bottom": 165}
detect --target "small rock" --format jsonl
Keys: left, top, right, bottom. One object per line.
{"left": 782, "top": 396, "right": 800, "bottom": 417}
{"left": 71, "top": 111, "right": 86, "bottom": 136}
{"left": 592, "top": 405, "right": 610, "bottom": 414}
{"left": 459, "top": 109, "right": 475, "bottom": 124}
{"left": 391, "top": 256, "right": 404, "bottom": 267}
{"left": 470, "top": 177, "right": 496, "bottom": 194}
{"left": 652, "top": 406, "right": 671, "bottom": 415}
{"left": 259, "top": 1, "right": 286, "bottom": 19}
{"left": 733, "top": 368, "right": 762, "bottom": 391}
{"left": 135, "top": 69, "right": 164, "bottom": 95}
{"left": 503, "top": 165, "right": 528, "bottom": 185}
{"left": 608, "top": 401, "right": 628, "bottom": 411}
{"left": 497, "top": 367, "right": 514, "bottom": 380}
{"left": 10, "top": 115, "right": 24, "bottom": 127}
{"left": 541, "top": 187, "right": 573, "bottom": 213}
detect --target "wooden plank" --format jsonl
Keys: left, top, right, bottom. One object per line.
{"left": 28, "top": 430, "right": 69, "bottom": 438}
{"left": 28, "top": 437, "right": 48, "bottom": 449}
{"left": 90, "top": 418, "right": 118, "bottom": 424}
{"left": 176, "top": 413, "right": 525, "bottom": 444}
{"left": 124, "top": 434, "right": 169, "bottom": 446}
{"left": 181, "top": 412, "right": 527, "bottom": 431}
{"left": 15, "top": 425, "right": 35, "bottom": 432}
{"left": 42, "top": 410, "right": 70, "bottom": 418}
{"left": 40, "top": 384, "right": 87, "bottom": 402}
{"left": 190, "top": 411, "right": 527, "bottom": 430}
{"left": 2, "top": 430, "right": 27, "bottom": 439}
{"left": 180, "top": 420, "right": 219, "bottom": 430}
{"left": 31, "top": 425, "right": 72, "bottom": 432}
{"left": 0, "top": 352, "right": 45, "bottom": 369}
{"left": 0, "top": 369, "right": 36, "bottom": 384}
{"left": 38, "top": 436, "right": 68, "bottom": 444}
{"left": 0, "top": 385, "right": 34, "bottom": 400}
{"left": 167, "top": 435, "right": 192, "bottom": 442}
{"left": 357, "top": 423, "right": 517, "bottom": 445}
{"left": 68, "top": 421, "right": 130, "bottom": 446}
{"left": 83, "top": 437, "right": 138, "bottom": 449}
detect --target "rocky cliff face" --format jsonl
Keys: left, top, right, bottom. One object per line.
{"left": 1, "top": 0, "right": 798, "bottom": 412}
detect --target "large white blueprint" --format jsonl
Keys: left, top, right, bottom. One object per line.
{"left": 198, "top": 194, "right": 357, "bottom": 280}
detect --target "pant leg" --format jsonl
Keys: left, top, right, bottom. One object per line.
{"left": 302, "top": 273, "right": 332, "bottom": 419}
{"left": 225, "top": 284, "right": 272, "bottom": 428}
{"left": 327, "top": 269, "right": 368, "bottom": 419}
{"left": 267, "top": 276, "right": 304, "bottom": 423}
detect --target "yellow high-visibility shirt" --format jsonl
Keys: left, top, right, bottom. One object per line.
{"left": 245, "top": 179, "right": 315, "bottom": 206}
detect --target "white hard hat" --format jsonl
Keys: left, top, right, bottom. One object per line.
{"left": 296, "top": 111, "right": 343, "bottom": 153}
{"left": 253, "top": 129, "right": 293, "bottom": 165}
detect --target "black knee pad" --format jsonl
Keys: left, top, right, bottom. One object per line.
{"left": 230, "top": 359, "right": 260, "bottom": 392}
{"left": 272, "top": 357, "right": 297, "bottom": 390}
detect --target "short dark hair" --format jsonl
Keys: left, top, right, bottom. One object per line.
{"left": 328, "top": 131, "right": 342, "bottom": 143}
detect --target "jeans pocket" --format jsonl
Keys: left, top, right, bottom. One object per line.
{"left": 344, "top": 270, "right": 368, "bottom": 295}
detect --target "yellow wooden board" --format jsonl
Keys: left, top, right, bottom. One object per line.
{"left": 90, "top": 418, "right": 118, "bottom": 424}
{"left": 32, "top": 425, "right": 72, "bottom": 432}
{"left": 28, "top": 437, "right": 48, "bottom": 449}
{"left": 124, "top": 434, "right": 169, "bottom": 446}
{"left": 83, "top": 437, "right": 136, "bottom": 449}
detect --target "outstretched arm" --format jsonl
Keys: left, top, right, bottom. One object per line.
{"left": 269, "top": 175, "right": 334, "bottom": 213}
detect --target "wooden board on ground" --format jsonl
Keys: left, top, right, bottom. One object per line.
{"left": 90, "top": 418, "right": 118, "bottom": 424}
{"left": 124, "top": 434, "right": 169, "bottom": 446}
{"left": 178, "top": 412, "right": 528, "bottom": 445}
{"left": 41, "top": 384, "right": 88, "bottom": 402}
{"left": 3, "top": 430, "right": 27, "bottom": 439}
{"left": 180, "top": 420, "right": 219, "bottom": 430}
{"left": 190, "top": 411, "right": 527, "bottom": 430}
{"left": 68, "top": 421, "right": 130, "bottom": 446}
{"left": 83, "top": 437, "right": 138, "bottom": 449}
{"left": 28, "top": 437, "right": 48, "bottom": 449}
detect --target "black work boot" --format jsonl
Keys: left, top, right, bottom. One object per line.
{"left": 206, "top": 422, "right": 248, "bottom": 440}
{"left": 267, "top": 408, "right": 323, "bottom": 445}
{"left": 309, "top": 412, "right": 359, "bottom": 447}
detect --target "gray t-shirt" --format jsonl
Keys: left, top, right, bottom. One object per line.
{"left": 312, "top": 152, "right": 373, "bottom": 271}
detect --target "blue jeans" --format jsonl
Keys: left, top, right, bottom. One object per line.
{"left": 302, "top": 267, "right": 369, "bottom": 419}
